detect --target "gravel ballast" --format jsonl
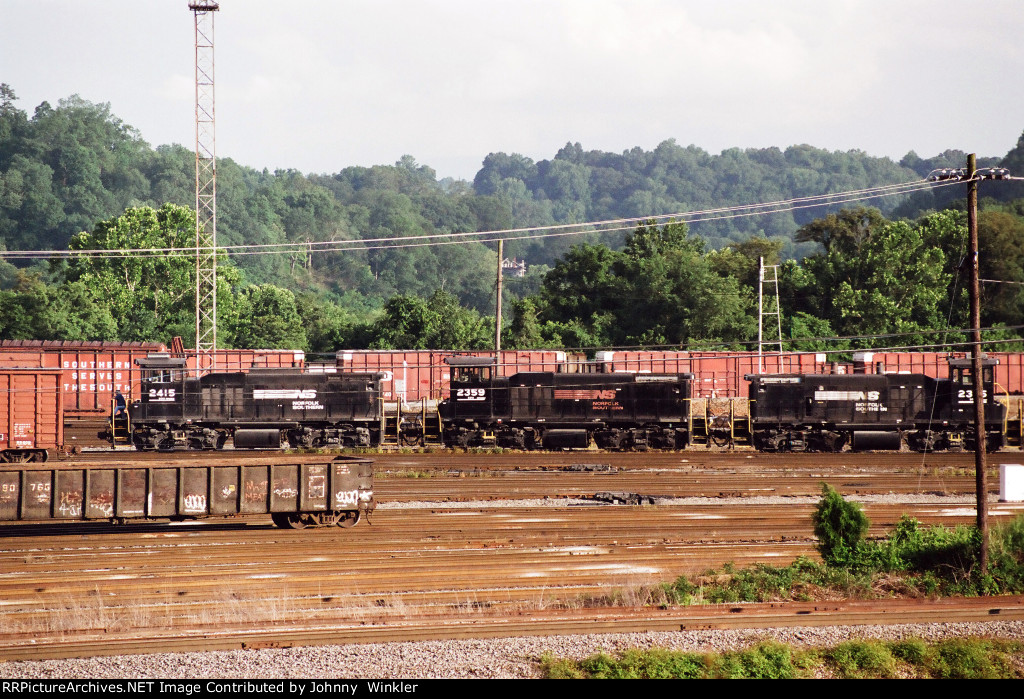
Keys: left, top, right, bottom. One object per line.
{"left": 3, "top": 621, "right": 1024, "bottom": 679}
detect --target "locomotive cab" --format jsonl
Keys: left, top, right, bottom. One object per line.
{"left": 439, "top": 357, "right": 511, "bottom": 447}
{"left": 441, "top": 357, "right": 509, "bottom": 420}
{"left": 946, "top": 358, "right": 998, "bottom": 415}
{"left": 134, "top": 354, "right": 192, "bottom": 415}
{"left": 127, "top": 354, "right": 206, "bottom": 450}
{"left": 937, "top": 357, "right": 1005, "bottom": 450}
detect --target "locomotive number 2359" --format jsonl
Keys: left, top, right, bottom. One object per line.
{"left": 456, "top": 388, "right": 487, "bottom": 401}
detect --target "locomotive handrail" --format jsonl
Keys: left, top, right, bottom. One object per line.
{"left": 996, "top": 382, "right": 1011, "bottom": 444}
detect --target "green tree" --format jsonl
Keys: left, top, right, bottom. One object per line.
{"left": 231, "top": 284, "right": 307, "bottom": 349}
{"left": 64, "top": 203, "right": 238, "bottom": 344}
{"left": 794, "top": 206, "right": 887, "bottom": 256}
{"left": 505, "top": 298, "right": 545, "bottom": 349}
{"left": 610, "top": 221, "right": 753, "bottom": 346}
{"left": 294, "top": 291, "right": 363, "bottom": 355}
{"left": 979, "top": 209, "right": 1024, "bottom": 327}
{"left": 829, "top": 221, "right": 948, "bottom": 344}
{"left": 368, "top": 290, "right": 491, "bottom": 350}
{"left": 0, "top": 272, "right": 117, "bottom": 341}
{"left": 536, "top": 242, "right": 618, "bottom": 344}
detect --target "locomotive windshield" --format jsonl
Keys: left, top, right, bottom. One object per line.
{"left": 135, "top": 355, "right": 189, "bottom": 384}
{"left": 953, "top": 364, "right": 994, "bottom": 386}
{"left": 447, "top": 357, "right": 496, "bottom": 383}
{"left": 454, "top": 365, "right": 491, "bottom": 383}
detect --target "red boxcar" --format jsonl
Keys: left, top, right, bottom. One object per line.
{"left": 856, "top": 352, "right": 1024, "bottom": 397}
{"left": 182, "top": 349, "right": 305, "bottom": 373}
{"left": 0, "top": 368, "right": 64, "bottom": 461}
{"left": 0, "top": 340, "right": 167, "bottom": 418}
{"left": 595, "top": 351, "right": 832, "bottom": 397}
{"left": 0, "top": 342, "right": 307, "bottom": 421}
{"left": 335, "top": 350, "right": 567, "bottom": 403}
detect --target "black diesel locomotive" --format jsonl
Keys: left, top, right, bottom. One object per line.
{"left": 439, "top": 357, "right": 694, "bottom": 450}
{"left": 123, "top": 355, "right": 383, "bottom": 451}
{"left": 118, "top": 354, "right": 1006, "bottom": 453}
{"left": 747, "top": 358, "right": 1005, "bottom": 452}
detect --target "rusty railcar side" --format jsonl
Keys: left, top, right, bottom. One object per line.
{"left": 0, "top": 369, "right": 64, "bottom": 462}
{"left": 0, "top": 455, "right": 374, "bottom": 529}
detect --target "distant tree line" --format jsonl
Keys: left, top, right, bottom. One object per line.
{"left": 1, "top": 83, "right": 1023, "bottom": 356}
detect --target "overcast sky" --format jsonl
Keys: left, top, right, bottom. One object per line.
{"left": 2, "top": 0, "right": 1021, "bottom": 180}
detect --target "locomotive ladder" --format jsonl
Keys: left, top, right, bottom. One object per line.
{"left": 379, "top": 398, "right": 442, "bottom": 450}
{"left": 1005, "top": 396, "right": 1023, "bottom": 448}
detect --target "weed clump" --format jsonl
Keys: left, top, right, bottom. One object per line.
{"left": 538, "top": 638, "right": 1024, "bottom": 679}
{"left": 813, "top": 484, "right": 870, "bottom": 567}
{"left": 828, "top": 640, "right": 897, "bottom": 678}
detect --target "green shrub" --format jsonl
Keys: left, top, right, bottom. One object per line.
{"left": 539, "top": 652, "right": 583, "bottom": 679}
{"left": 928, "top": 639, "right": 1008, "bottom": 679}
{"left": 536, "top": 639, "right": 1024, "bottom": 679}
{"left": 888, "top": 638, "right": 928, "bottom": 665}
{"left": 829, "top": 640, "right": 896, "bottom": 678}
{"left": 864, "top": 515, "right": 980, "bottom": 581}
{"left": 712, "top": 642, "right": 795, "bottom": 679}
{"left": 988, "top": 515, "right": 1024, "bottom": 594}
{"left": 618, "top": 648, "right": 707, "bottom": 679}
{"left": 813, "top": 484, "right": 869, "bottom": 567}
{"left": 668, "top": 575, "right": 695, "bottom": 603}
{"left": 579, "top": 651, "right": 619, "bottom": 678}
{"left": 563, "top": 649, "right": 708, "bottom": 679}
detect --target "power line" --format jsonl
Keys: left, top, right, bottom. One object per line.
{"left": 0, "top": 177, "right": 948, "bottom": 262}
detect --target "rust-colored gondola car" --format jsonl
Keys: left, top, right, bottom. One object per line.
{"left": 0, "top": 455, "right": 374, "bottom": 529}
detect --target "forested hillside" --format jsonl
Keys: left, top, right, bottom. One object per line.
{"left": 1, "top": 84, "right": 1022, "bottom": 356}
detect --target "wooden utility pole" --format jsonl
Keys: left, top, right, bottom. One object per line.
{"left": 967, "top": 152, "right": 988, "bottom": 570}
{"left": 495, "top": 239, "right": 504, "bottom": 354}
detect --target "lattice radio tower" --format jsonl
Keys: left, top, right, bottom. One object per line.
{"left": 758, "top": 256, "right": 784, "bottom": 373}
{"left": 190, "top": 1, "right": 219, "bottom": 373}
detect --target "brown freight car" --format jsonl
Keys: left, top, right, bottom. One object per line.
{"left": 0, "top": 340, "right": 166, "bottom": 418}
{"left": 0, "top": 341, "right": 306, "bottom": 419}
{"left": 0, "top": 454, "right": 374, "bottom": 529}
{"left": 335, "top": 349, "right": 567, "bottom": 403}
{"left": 0, "top": 368, "right": 64, "bottom": 462}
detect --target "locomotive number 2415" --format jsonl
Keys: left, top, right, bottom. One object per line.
{"left": 149, "top": 388, "right": 177, "bottom": 402}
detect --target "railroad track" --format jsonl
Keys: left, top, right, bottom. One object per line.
{"left": 2, "top": 451, "right": 1024, "bottom": 661}
{"left": 3, "top": 597, "right": 1024, "bottom": 662}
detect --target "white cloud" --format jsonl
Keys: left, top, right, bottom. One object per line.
{"left": 2, "top": 0, "right": 1022, "bottom": 179}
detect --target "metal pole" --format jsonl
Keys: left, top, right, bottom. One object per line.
{"left": 191, "top": 1, "right": 219, "bottom": 374}
{"left": 757, "top": 256, "right": 764, "bottom": 372}
{"left": 967, "top": 152, "right": 988, "bottom": 570}
{"left": 495, "top": 239, "right": 503, "bottom": 355}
